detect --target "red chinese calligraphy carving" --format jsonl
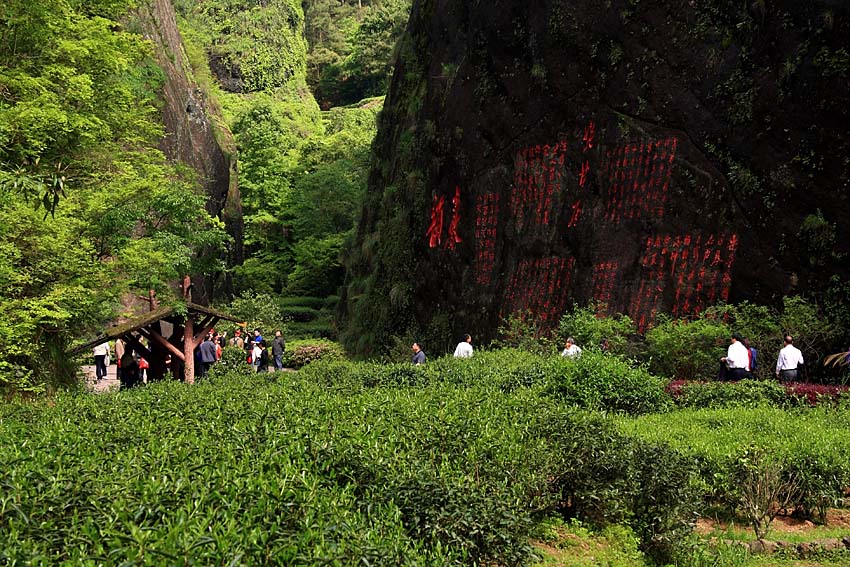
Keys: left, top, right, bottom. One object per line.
{"left": 444, "top": 186, "right": 462, "bottom": 250}
{"left": 426, "top": 194, "right": 446, "bottom": 248}
{"left": 603, "top": 137, "right": 678, "bottom": 224}
{"left": 567, "top": 200, "right": 582, "bottom": 228}
{"left": 582, "top": 121, "right": 596, "bottom": 152}
{"left": 511, "top": 141, "right": 567, "bottom": 228}
{"left": 629, "top": 231, "right": 739, "bottom": 331}
{"left": 475, "top": 193, "right": 500, "bottom": 285}
{"left": 591, "top": 262, "right": 618, "bottom": 311}
{"left": 503, "top": 256, "right": 575, "bottom": 325}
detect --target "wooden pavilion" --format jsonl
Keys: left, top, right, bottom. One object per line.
{"left": 72, "top": 278, "right": 243, "bottom": 384}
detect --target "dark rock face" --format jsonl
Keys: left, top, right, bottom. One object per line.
{"left": 134, "top": 0, "right": 243, "bottom": 299}
{"left": 341, "top": 0, "right": 850, "bottom": 354}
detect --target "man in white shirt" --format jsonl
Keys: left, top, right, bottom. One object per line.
{"left": 720, "top": 333, "right": 750, "bottom": 380}
{"left": 561, "top": 337, "right": 582, "bottom": 358}
{"left": 92, "top": 341, "right": 110, "bottom": 382}
{"left": 775, "top": 335, "right": 804, "bottom": 383}
{"left": 453, "top": 334, "right": 474, "bottom": 358}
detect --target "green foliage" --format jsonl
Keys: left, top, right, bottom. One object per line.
{"left": 674, "top": 379, "right": 788, "bottom": 409}
{"left": 558, "top": 304, "right": 637, "bottom": 356}
{"left": 282, "top": 338, "right": 346, "bottom": 368}
{"left": 0, "top": 0, "right": 227, "bottom": 393}
{"left": 645, "top": 314, "right": 730, "bottom": 380}
{"left": 206, "top": 345, "right": 254, "bottom": 380}
{"left": 494, "top": 310, "right": 557, "bottom": 354}
{"left": 304, "top": 0, "right": 411, "bottom": 106}
{"left": 544, "top": 351, "right": 672, "bottom": 415}
{"left": 621, "top": 406, "right": 850, "bottom": 528}
{"left": 0, "top": 371, "right": 700, "bottom": 564}
{"left": 175, "top": 0, "right": 308, "bottom": 92}
{"left": 221, "top": 291, "right": 285, "bottom": 335}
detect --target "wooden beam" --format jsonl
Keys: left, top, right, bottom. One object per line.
{"left": 139, "top": 327, "right": 184, "bottom": 361}
{"left": 192, "top": 316, "right": 220, "bottom": 348}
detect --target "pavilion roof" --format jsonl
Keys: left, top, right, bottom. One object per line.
{"left": 69, "top": 302, "right": 242, "bottom": 354}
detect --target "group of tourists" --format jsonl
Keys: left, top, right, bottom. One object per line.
{"left": 91, "top": 327, "right": 288, "bottom": 387}
{"left": 200, "top": 328, "right": 287, "bottom": 375}
{"left": 410, "top": 334, "right": 474, "bottom": 365}
{"left": 91, "top": 337, "right": 150, "bottom": 388}
{"left": 718, "top": 332, "right": 804, "bottom": 382}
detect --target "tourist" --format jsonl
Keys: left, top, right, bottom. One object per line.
{"left": 272, "top": 330, "right": 286, "bottom": 371}
{"left": 561, "top": 337, "right": 582, "bottom": 358}
{"left": 719, "top": 333, "right": 750, "bottom": 380}
{"left": 199, "top": 334, "right": 218, "bottom": 376}
{"left": 743, "top": 337, "right": 758, "bottom": 375}
{"left": 228, "top": 328, "right": 244, "bottom": 349}
{"left": 252, "top": 340, "right": 263, "bottom": 371}
{"left": 93, "top": 341, "right": 110, "bottom": 382}
{"left": 256, "top": 340, "right": 270, "bottom": 373}
{"left": 775, "top": 335, "right": 804, "bottom": 383}
{"left": 412, "top": 342, "right": 426, "bottom": 365}
{"left": 453, "top": 334, "right": 473, "bottom": 358}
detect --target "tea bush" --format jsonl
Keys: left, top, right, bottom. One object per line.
{"left": 281, "top": 339, "right": 345, "bottom": 368}
{"left": 302, "top": 350, "right": 671, "bottom": 415}
{"left": 619, "top": 406, "right": 850, "bottom": 527}
{"left": 645, "top": 315, "right": 729, "bottom": 381}
{"left": 672, "top": 379, "right": 788, "bottom": 409}
{"left": 542, "top": 351, "right": 672, "bottom": 415}
{"left": 0, "top": 373, "right": 697, "bottom": 564}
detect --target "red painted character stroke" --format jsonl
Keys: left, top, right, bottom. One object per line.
{"left": 426, "top": 194, "right": 445, "bottom": 248}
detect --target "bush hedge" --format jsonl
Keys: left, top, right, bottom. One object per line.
{"left": 619, "top": 406, "right": 850, "bottom": 526}
{"left": 0, "top": 374, "right": 699, "bottom": 565}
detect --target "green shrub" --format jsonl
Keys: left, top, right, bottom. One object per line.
{"left": 206, "top": 346, "right": 254, "bottom": 380}
{"left": 281, "top": 305, "right": 320, "bottom": 322}
{"left": 544, "top": 351, "right": 672, "bottom": 415}
{"left": 620, "top": 406, "right": 850, "bottom": 531}
{"left": 282, "top": 339, "right": 345, "bottom": 368}
{"left": 645, "top": 315, "right": 730, "bottom": 380}
{"left": 279, "top": 296, "right": 326, "bottom": 309}
{"left": 287, "top": 319, "right": 336, "bottom": 340}
{"left": 674, "top": 379, "right": 787, "bottom": 409}
{"left": 558, "top": 304, "right": 637, "bottom": 356}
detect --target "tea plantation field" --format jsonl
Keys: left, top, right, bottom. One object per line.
{"left": 2, "top": 351, "right": 849, "bottom": 566}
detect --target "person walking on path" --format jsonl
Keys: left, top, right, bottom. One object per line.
{"left": 776, "top": 335, "right": 804, "bottom": 383}
{"left": 453, "top": 334, "right": 473, "bottom": 358}
{"left": 412, "top": 342, "right": 426, "bottom": 365}
{"left": 272, "top": 330, "right": 286, "bottom": 371}
{"left": 93, "top": 341, "right": 110, "bottom": 381}
{"left": 719, "top": 333, "right": 750, "bottom": 380}
{"left": 561, "top": 337, "right": 582, "bottom": 358}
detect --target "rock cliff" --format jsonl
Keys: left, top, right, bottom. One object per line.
{"left": 134, "top": 0, "right": 243, "bottom": 299}
{"left": 341, "top": 0, "right": 850, "bottom": 355}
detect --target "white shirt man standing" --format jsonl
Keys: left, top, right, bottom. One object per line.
{"left": 453, "top": 334, "right": 473, "bottom": 358}
{"left": 775, "top": 335, "right": 804, "bottom": 383}
{"left": 720, "top": 333, "right": 750, "bottom": 380}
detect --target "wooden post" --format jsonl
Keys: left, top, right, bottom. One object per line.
{"left": 183, "top": 313, "right": 195, "bottom": 384}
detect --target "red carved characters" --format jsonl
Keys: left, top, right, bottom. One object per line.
{"left": 629, "top": 232, "right": 739, "bottom": 331}
{"left": 426, "top": 187, "right": 463, "bottom": 250}
{"left": 591, "top": 262, "right": 618, "bottom": 311}
{"left": 603, "top": 137, "right": 678, "bottom": 224}
{"left": 503, "top": 257, "right": 575, "bottom": 325}
{"left": 475, "top": 193, "right": 500, "bottom": 285}
{"left": 511, "top": 141, "right": 567, "bottom": 228}
{"left": 445, "top": 186, "right": 462, "bottom": 250}
{"left": 426, "top": 194, "right": 445, "bottom": 248}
